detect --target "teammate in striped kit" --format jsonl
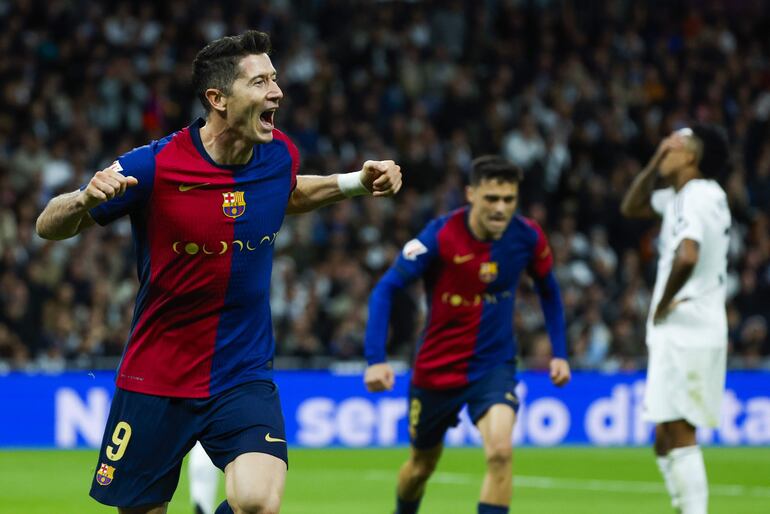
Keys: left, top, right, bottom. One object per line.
{"left": 363, "top": 156, "right": 570, "bottom": 514}
{"left": 36, "top": 31, "right": 402, "bottom": 514}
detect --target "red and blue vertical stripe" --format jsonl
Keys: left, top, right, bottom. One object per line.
{"left": 89, "top": 119, "right": 298, "bottom": 398}
{"left": 365, "top": 208, "right": 566, "bottom": 390}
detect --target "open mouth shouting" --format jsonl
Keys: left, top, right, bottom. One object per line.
{"left": 259, "top": 108, "right": 277, "bottom": 131}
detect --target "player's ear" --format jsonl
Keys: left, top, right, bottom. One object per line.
{"left": 465, "top": 185, "right": 475, "bottom": 204}
{"left": 205, "top": 88, "right": 227, "bottom": 113}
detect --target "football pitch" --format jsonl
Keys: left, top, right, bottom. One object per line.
{"left": 1, "top": 447, "right": 768, "bottom": 513}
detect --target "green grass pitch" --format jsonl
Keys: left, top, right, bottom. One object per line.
{"left": 1, "top": 447, "right": 768, "bottom": 513}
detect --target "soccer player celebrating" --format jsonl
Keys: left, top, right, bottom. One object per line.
{"left": 363, "top": 156, "right": 570, "bottom": 514}
{"left": 621, "top": 125, "right": 730, "bottom": 514}
{"left": 36, "top": 31, "right": 401, "bottom": 514}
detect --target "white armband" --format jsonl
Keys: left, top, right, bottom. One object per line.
{"left": 337, "top": 171, "right": 370, "bottom": 197}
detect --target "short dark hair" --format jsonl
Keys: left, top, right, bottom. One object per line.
{"left": 690, "top": 123, "right": 729, "bottom": 181}
{"left": 470, "top": 155, "right": 523, "bottom": 185}
{"left": 192, "top": 30, "right": 272, "bottom": 112}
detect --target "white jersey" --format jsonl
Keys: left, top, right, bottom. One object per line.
{"left": 647, "top": 179, "right": 731, "bottom": 347}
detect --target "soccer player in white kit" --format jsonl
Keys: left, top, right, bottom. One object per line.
{"left": 621, "top": 124, "right": 730, "bottom": 514}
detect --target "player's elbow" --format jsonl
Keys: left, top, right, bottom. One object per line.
{"left": 35, "top": 214, "right": 58, "bottom": 240}
{"left": 620, "top": 201, "right": 649, "bottom": 219}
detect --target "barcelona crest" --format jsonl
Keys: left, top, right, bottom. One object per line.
{"left": 479, "top": 262, "right": 498, "bottom": 283}
{"left": 96, "top": 463, "right": 115, "bottom": 486}
{"left": 222, "top": 191, "right": 246, "bottom": 218}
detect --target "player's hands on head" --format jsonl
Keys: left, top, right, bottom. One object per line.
{"left": 360, "top": 160, "right": 403, "bottom": 197}
{"left": 80, "top": 163, "right": 139, "bottom": 210}
{"left": 549, "top": 358, "right": 571, "bottom": 387}
{"left": 650, "top": 135, "right": 683, "bottom": 171}
{"left": 364, "top": 362, "right": 395, "bottom": 392}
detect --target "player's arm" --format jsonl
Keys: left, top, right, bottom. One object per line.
{"left": 364, "top": 225, "right": 440, "bottom": 392}
{"left": 532, "top": 271, "right": 571, "bottom": 386}
{"left": 525, "top": 219, "right": 570, "bottom": 386}
{"left": 620, "top": 138, "right": 677, "bottom": 219}
{"left": 36, "top": 165, "right": 138, "bottom": 240}
{"left": 286, "top": 160, "right": 402, "bottom": 214}
{"left": 653, "top": 238, "right": 699, "bottom": 324}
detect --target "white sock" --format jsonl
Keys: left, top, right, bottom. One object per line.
{"left": 669, "top": 446, "right": 708, "bottom": 514}
{"left": 656, "top": 455, "right": 681, "bottom": 510}
{"left": 189, "top": 442, "right": 220, "bottom": 514}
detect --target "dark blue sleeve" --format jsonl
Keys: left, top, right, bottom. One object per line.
{"left": 532, "top": 271, "right": 568, "bottom": 359}
{"left": 364, "top": 219, "right": 443, "bottom": 365}
{"left": 88, "top": 144, "right": 156, "bottom": 225}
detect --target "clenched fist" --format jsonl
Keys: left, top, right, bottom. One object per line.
{"left": 80, "top": 162, "right": 138, "bottom": 209}
{"left": 360, "top": 160, "right": 402, "bottom": 197}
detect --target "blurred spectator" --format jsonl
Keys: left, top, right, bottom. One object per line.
{"left": 1, "top": 0, "right": 769, "bottom": 371}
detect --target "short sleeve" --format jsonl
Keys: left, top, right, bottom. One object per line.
{"left": 522, "top": 218, "right": 554, "bottom": 279}
{"left": 88, "top": 145, "right": 157, "bottom": 225}
{"left": 650, "top": 187, "right": 675, "bottom": 216}
{"left": 671, "top": 186, "right": 706, "bottom": 245}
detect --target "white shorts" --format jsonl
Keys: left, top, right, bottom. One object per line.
{"left": 644, "top": 329, "right": 727, "bottom": 428}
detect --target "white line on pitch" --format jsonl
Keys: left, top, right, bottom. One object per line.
{"left": 359, "top": 470, "right": 770, "bottom": 498}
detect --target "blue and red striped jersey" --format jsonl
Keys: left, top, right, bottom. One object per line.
{"left": 89, "top": 118, "right": 299, "bottom": 398}
{"left": 365, "top": 207, "right": 567, "bottom": 390}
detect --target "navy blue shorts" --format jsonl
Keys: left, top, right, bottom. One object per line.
{"left": 408, "top": 363, "right": 519, "bottom": 449}
{"left": 89, "top": 380, "right": 286, "bottom": 508}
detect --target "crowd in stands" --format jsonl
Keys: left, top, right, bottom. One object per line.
{"left": 1, "top": 0, "right": 768, "bottom": 373}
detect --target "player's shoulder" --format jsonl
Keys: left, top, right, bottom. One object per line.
{"left": 116, "top": 130, "right": 179, "bottom": 172}
{"left": 680, "top": 178, "right": 727, "bottom": 206}
{"left": 270, "top": 129, "right": 299, "bottom": 154}
{"left": 508, "top": 215, "right": 547, "bottom": 243}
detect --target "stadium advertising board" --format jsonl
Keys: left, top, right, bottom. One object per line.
{"left": 0, "top": 371, "right": 768, "bottom": 448}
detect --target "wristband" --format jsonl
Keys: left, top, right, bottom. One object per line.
{"left": 337, "top": 171, "right": 370, "bottom": 197}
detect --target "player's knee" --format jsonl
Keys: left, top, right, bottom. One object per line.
{"left": 408, "top": 457, "right": 438, "bottom": 482}
{"left": 230, "top": 490, "right": 280, "bottom": 514}
{"left": 485, "top": 441, "right": 512, "bottom": 470}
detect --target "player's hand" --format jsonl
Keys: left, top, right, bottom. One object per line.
{"left": 360, "top": 160, "right": 402, "bottom": 197}
{"left": 364, "top": 363, "right": 395, "bottom": 392}
{"left": 648, "top": 135, "right": 682, "bottom": 172}
{"left": 653, "top": 297, "right": 689, "bottom": 325}
{"left": 549, "top": 358, "right": 571, "bottom": 387}
{"left": 80, "top": 162, "right": 139, "bottom": 210}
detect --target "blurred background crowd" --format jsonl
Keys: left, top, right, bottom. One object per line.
{"left": 0, "top": 0, "right": 768, "bottom": 373}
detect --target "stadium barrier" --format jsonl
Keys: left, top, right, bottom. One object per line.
{"left": 1, "top": 371, "right": 768, "bottom": 448}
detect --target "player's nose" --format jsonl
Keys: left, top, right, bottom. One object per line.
{"left": 269, "top": 82, "right": 283, "bottom": 100}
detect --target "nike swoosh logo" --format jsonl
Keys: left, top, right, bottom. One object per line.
{"left": 453, "top": 253, "right": 475, "bottom": 264}
{"left": 265, "top": 433, "right": 286, "bottom": 443}
{"left": 178, "top": 183, "right": 210, "bottom": 192}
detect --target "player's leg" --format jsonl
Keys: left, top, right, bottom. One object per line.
{"left": 465, "top": 363, "right": 520, "bottom": 514}
{"left": 396, "top": 444, "right": 444, "bottom": 513}
{"left": 476, "top": 404, "right": 515, "bottom": 514}
{"left": 645, "top": 334, "right": 683, "bottom": 511}
{"left": 220, "top": 452, "right": 286, "bottom": 514}
{"left": 395, "top": 385, "right": 461, "bottom": 514}
{"left": 90, "top": 388, "right": 198, "bottom": 512}
{"left": 189, "top": 441, "right": 220, "bottom": 514}
{"left": 653, "top": 423, "right": 681, "bottom": 512}
{"left": 666, "top": 419, "right": 707, "bottom": 514}
{"left": 199, "top": 380, "right": 288, "bottom": 514}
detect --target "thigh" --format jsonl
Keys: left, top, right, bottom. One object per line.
{"left": 224, "top": 452, "right": 287, "bottom": 510}
{"left": 408, "top": 384, "right": 465, "bottom": 450}
{"left": 669, "top": 344, "right": 727, "bottom": 428}
{"left": 465, "top": 363, "right": 519, "bottom": 426}
{"left": 90, "top": 388, "right": 197, "bottom": 508}
{"left": 476, "top": 404, "right": 516, "bottom": 456}
{"left": 199, "top": 380, "right": 288, "bottom": 470}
